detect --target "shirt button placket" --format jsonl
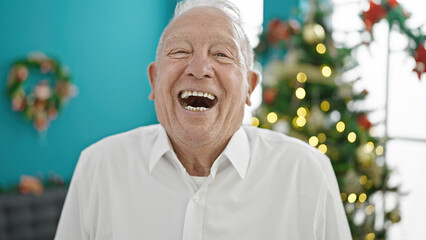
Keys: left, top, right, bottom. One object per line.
{"left": 182, "top": 191, "right": 206, "bottom": 240}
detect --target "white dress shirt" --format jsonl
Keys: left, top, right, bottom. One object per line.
{"left": 55, "top": 124, "right": 351, "bottom": 240}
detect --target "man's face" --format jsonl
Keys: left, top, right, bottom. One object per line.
{"left": 148, "top": 7, "right": 258, "bottom": 149}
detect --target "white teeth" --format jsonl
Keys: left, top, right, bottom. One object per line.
{"left": 180, "top": 90, "right": 215, "bottom": 100}
{"left": 185, "top": 106, "right": 208, "bottom": 112}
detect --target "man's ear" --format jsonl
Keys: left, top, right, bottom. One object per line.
{"left": 147, "top": 62, "right": 157, "bottom": 100}
{"left": 245, "top": 70, "right": 259, "bottom": 106}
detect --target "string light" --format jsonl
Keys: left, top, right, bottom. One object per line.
{"left": 359, "top": 175, "right": 368, "bottom": 185}
{"left": 336, "top": 121, "right": 345, "bottom": 132}
{"left": 297, "top": 107, "right": 308, "bottom": 117}
{"left": 348, "top": 193, "right": 357, "bottom": 203}
{"left": 369, "top": 126, "right": 376, "bottom": 137}
{"left": 251, "top": 117, "right": 260, "bottom": 127}
{"left": 366, "top": 205, "right": 375, "bottom": 215}
{"left": 341, "top": 192, "right": 347, "bottom": 202}
{"left": 296, "top": 116, "right": 306, "bottom": 127}
{"left": 292, "top": 117, "right": 298, "bottom": 128}
{"left": 376, "top": 145, "right": 384, "bottom": 156}
{"left": 295, "top": 87, "right": 306, "bottom": 99}
{"left": 348, "top": 132, "right": 357, "bottom": 143}
{"left": 365, "top": 180, "right": 373, "bottom": 189}
{"left": 348, "top": 193, "right": 357, "bottom": 204}
{"left": 346, "top": 204, "right": 355, "bottom": 214}
{"left": 296, "top": 72, "right": 307, "bottom": 83}
{"left": 365, "top": 141, "right": 375, "bottom": 152}
{"left": 359, "top": 193, "right": 367, "bottom": 203}
{"left": 318, "top": 144, "right": 327, "bottom": 154}
{"left": 267, "top": 112, "right": 278, "bottom": 124}
{"left": 316, "top": 43, "right": 326, "bottom": 54}
{"left": 320, "top": 100, "right": 330, "bottom": 112}
{"left": 318, "top": 133, "right": 326, "bottom": 143}
{"left": 321, "top": 65, "right": 332, "bottom": 77}
{"left": 309, "top": 136, "right": 319, "bottom": 146}
{"left": 365, "top": 233, "right": 376, "bottom": 240}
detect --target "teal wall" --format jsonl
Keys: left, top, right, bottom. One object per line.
{"left": 0, "top": 0, "right": 300, "bottom": 187}
{"left": 263, "top": 0, "right": 300, "bottom": 26}
{"left": 0, "top": 0, "right": 174, "bottom": 186}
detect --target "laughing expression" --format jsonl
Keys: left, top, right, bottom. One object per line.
{"left": 148, "top": 6, "right": 258, "bottom": 149}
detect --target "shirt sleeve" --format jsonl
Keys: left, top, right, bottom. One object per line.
{"left": 55, "top": 152, "right": 90, "bottom": 240}
{"left": 314, "top": 152, "right": 353, "bottom": 240}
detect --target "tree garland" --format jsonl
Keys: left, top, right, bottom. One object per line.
{"left": 6, "top": 53, "right": 76, "bottom": 132}
{"left": 362, "top": 0, "right": 426, "bottom": 79}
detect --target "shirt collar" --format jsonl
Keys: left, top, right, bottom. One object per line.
{"left": 215, "top": 126, "right": 250, "bottom": 180}
{"left": 149, "top": 125, "right": 175, "bottom": 173}
{"left": 149, "top": 125, "right": 251, "bottom": 180}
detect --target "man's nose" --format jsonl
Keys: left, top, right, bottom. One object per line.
{"left": 185, "top": 52, "right": 214, "bottom": 79}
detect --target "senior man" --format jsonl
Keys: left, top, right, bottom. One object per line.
{"left": 56, "top": 0, "right": 351, "bottom": 239}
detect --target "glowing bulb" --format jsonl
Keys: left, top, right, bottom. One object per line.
{"left": 365, "top": 180, "right": 373, "bottom": 189}
{"left": 296, "top": 116, "right": 306, "bottom": 127}
{"left": 297, "top": 107, "right": 308, "bottom": 117}
{"left": 369, "top": 126, "right": 376, "bottom": 137}
{"left": 348, "top": 132, "right": 357, "bottom": 143}
{"left": 341, "top": 192, "right": 347, "bottom": 202}
{"left": 359, "top": 193, "right": 367, "bottom": 203}
{"left": 365, "top": 233, "right": 376, "bottom": 240}
{"left": 376, "top": 145, "right": 384, "bottom": 156}
{"left": 365, "top": 141, "right": 375, "bottom": 152}
{"left": 318, "top": 144, "right": 327, "bottom": 154}
{"left": 336, "top": 121, "right": 345, "bottom": 132}
{"left": 320, "top": 100, "right": 330, "bottom": 112}
{"left": 252, "top": 117, "right": 260, "bottom": 127}
{"left": 318, "top": 133, "right": 326, "bottom": 143}
{"left": 309, "top": 136, "right": 319, "bottom": 146}
{"left": 321, "top": 65, "right": 332, "bottom": 78}
{"left": 347, "top": 193, "right": 357, "bottom": 203}
{"left": 292, "top": 117, "right": 298, "bottom": 128}
{"left": 267, "top": 112, "right": 278, "bottom": 124}
{"left": 316, "top": 43, "right": 326, "bottom": 54}
{"left": 295, "top": 88, "right": 306, "bottom": 99}
{"left": 296, "top": 72, "right": 307, "bottom": 83}
{"left": 359, "top": 175, "right": 368, "bottom": 185}
{"left": 366, "top": 205, "right": 375, "bottom": 215}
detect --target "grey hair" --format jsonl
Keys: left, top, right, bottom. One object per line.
{"left": 155, "top": 0, "right": 254, "bottom": 70}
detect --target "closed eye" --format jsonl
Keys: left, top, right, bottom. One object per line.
{"left": 168, "top": 49, "right": 191, "bottom": 58}
{"left": 171, "top": 50, "right": 189, "bottom": 55}
{"left": 215, "top": 53, "right": 228, "bottom": 58}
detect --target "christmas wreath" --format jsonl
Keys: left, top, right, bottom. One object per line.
{"left": 6, "top": 53, "right": 76, "bottom": 131}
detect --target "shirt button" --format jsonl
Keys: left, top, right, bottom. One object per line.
{"left": 193, "top": 195, "right": 200, "bottom": 202}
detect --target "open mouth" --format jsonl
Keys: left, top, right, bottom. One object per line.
{"left": 178, "top": 90, "right": 218, "bottom": 112}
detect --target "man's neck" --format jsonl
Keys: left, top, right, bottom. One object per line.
{"left": 170, "top": 137, "right": 231, "bottom": 177}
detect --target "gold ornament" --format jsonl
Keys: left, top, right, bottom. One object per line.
{"left": 302, "top": 23, "right": 326, "bottom": 44}
{"left": 356, "top": 145, "right": 373, "bottom": 168}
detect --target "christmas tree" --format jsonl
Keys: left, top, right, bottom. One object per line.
{"left": 253, "top": 0, "right": 403, "bottom": 239}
